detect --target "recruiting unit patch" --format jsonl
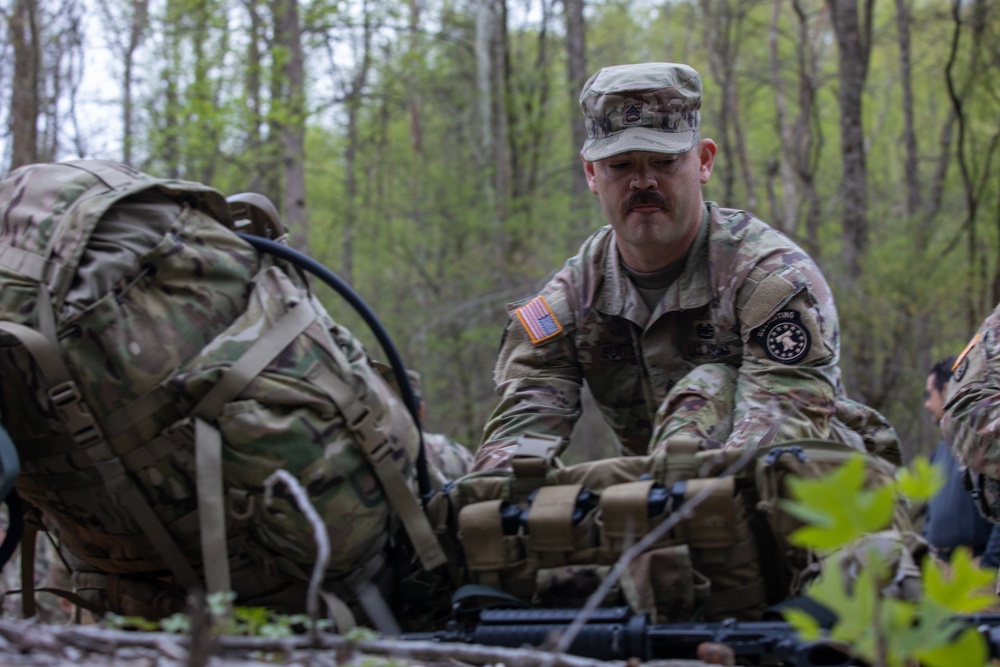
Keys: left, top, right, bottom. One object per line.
{"left": 757, "top": 309, "right": 811, "bottom": 364}
{"left": 516, "top": 296, "right": 564, "bottom": 344}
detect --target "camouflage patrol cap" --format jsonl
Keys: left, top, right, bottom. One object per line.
{"left": 579, "top": 62, "right": 702, "bottom": 161}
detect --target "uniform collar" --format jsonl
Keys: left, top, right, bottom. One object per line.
{"left": 598, "top": 205, "right": 713, "bottom": 325}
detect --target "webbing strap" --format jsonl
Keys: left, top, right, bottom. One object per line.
{"left": 100, "top": 386, "right": 175, "bottom": 439}
{"left": 0, "top": 321, "right": 200, "bottom": 591}
{"left": 193, "top": 299, "right": 315, "bottom": 421}
{"left": 195, "top": 418, "right": 231, "bottom": 597}
{"left": 186, "top": 300, "right": 315, "bottom": 600}
{"left": 319, "top": 590, "right": 357, "bottom": 633}
{"left": 0, "top": 246, "right": 49, "bottom": 282}
{"left": 509, "top": 433, "right": 562, "bottom": 479}
{"left": 309, "top": 361, "right": 447, "bottom": 571}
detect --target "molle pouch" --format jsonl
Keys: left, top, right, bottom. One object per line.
{"left": 623, "top": 545, "right": 709, "bottom": 622}
{"left": 534, "top": 564, "right": 618, "bottom": 608}
{"left": 684, "top": 477, "right": 768, "bottom": 620}
{"left": 744, "top": 440, "right": 908, "bottom": 602}
{"left": 457, "top": 499, "right": 523, "bottom": 593}
{"left": 524, "top": 485, "right": 601, "bottom": 566}
{"left": 752, "top": 441, "right": 904, "bottom": 558}
{"left": 598, "top": 481, "right": 712, "bottom": 621}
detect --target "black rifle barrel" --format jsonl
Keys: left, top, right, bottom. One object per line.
{"left": 404, "top": 607, "right": 856, "bottom": 666}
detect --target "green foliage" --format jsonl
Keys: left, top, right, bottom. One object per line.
{"left": 780, "top": 453, "right": 997, "bottom": 667}
{"left": 103, "top": 592, "right": 333, "bottom": 638}
{"left": 782, "top": 457, "right": 897, "bottom": 551}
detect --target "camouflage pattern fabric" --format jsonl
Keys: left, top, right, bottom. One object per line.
{"left": 943, "top": 302, "right": 1000, "bottom": 479}
{"left": 579, "top": 62, "right": 702, "bottom": 161}
{"left": 475, "top": 202, "right": 900, "bottom": 470}
{"left": 0, "top": 160, "right": 438, "bottom": 620}
{"left": 422, "top": 432, "right": 474, "bottom": 482}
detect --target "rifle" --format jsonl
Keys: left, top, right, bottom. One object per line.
{"left": 403, "top": 605, "right": 1000, "bottom": 666}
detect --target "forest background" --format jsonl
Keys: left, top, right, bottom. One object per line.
{"left": 1, "top": 0, "right": 997, "bottom": 465}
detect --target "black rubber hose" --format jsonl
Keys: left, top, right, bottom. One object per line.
{"left": 235, "top": 233, "right": 433, "bottom": 503}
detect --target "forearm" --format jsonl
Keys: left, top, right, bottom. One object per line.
{"left": 726, "top": 363, "right": 839, "bottom": 448}
{"left": 475, "top": 376, "right": 582, "bottom": 470}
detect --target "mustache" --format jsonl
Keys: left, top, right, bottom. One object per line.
{"left": 623, "top": 191, "right": 668, "bottom": 213}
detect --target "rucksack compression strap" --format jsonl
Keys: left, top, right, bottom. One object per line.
{"left": 0, "top": 321, "right": 201, "bottom": 592}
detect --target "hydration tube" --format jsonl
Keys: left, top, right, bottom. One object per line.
{"left": 235, "top": 233, "right": 433, "bottom": 503}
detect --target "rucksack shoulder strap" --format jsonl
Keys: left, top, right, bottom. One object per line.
{"left": 0, "top": 320, "right": 202, "bottom": 592}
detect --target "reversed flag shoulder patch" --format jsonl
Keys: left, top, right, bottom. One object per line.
{"left": 515, "top": 295, "right": 564, "bottom": 344}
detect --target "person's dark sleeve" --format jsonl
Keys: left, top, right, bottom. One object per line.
{"left": 979, "top": 524, "right": 1000, "bottom": 568}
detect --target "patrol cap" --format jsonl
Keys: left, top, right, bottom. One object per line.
{"left": 579, "top": 62, "right": 702, "bottom": 161}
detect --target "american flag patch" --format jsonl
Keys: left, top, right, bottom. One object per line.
{"left": 515, "top": 296, "right": 563, "bottom": 344}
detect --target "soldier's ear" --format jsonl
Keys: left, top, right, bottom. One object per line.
{"left": 582, "top": 155, "right": 599, "bottom": 195}
{"left": 697, "top": 139, "right": 717, "bottom": 184}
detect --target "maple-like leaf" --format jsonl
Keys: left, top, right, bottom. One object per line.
{"left": 780, "top": 455, "right": 896, "bottom": 551}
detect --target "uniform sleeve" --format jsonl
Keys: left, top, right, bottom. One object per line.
{"left": 473, "top": 303, "right": 582, "bottom": 471}
{"left": 943, "top": 304, "right": 1000, "bottom": 478}
{"left": 724, "top": 260, "right": 841, "bottom": 449}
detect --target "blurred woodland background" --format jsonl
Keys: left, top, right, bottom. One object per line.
{"left": 1, "top": 0, "right": 997, "bottom": 464}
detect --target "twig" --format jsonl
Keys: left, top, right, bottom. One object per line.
{"left": 0, "top": 621, "right": 714, "bottom": 666}
{"left": 552, "top": 411, "right": 786, "bottom": 659}
{"left": 263, "top": 469, "right": 330, "bottom": 645}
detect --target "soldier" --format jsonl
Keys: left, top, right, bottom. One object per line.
{"left": 474, "top": 62, "right": 899, "bottom": 470}
{"left": 942, "top": 303, "right": 1000, "bottom": 497}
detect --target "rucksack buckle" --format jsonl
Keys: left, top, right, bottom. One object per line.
{"left": 49, "top": 380, "right": 103, "bottom": 448}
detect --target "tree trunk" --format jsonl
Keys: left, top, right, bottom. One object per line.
{"left": 561, "top": 0, "right": 588, "bottom": 211}
{"left": 9, "top": 0, "right": 42, "bottom": 170}
{"left": 826, "top": 0, "right": 872, "bottom": 274}
{"left": 894, "top": 0, "right": 921, "bottom": 221}
{"left": 340, "top": 0, "right": 374, "bottom": 286}
{"left": 476, "top": 0, "right": 510, "bottom": 259}
{"left": 767, "top": 0, "right": 823, "bottom": 255}
{"left": 273, "top": 0, "right": 308, "bottom": 252}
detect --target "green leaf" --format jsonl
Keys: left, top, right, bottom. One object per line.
{"left": 782, "top": 608, "right": 822, "bottom": 641}
{"left": 923, "top": 548, "right": 997, "bottom": 613}
{"left": 896, "top": 456, "right": 945, "bottom": 503}
{"left": 781, "top": 456, "right": 897, "bottom": 550}
{"left": 158, "top": 613, "right": 191, "bottom": 634}
{"left": 827, "top": 565, "right": 880, "bottom": 648}
{"left": 915, "top": 626, "right": 989, "bottom": 667}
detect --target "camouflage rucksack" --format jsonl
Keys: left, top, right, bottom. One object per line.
{"left": 0, "top": 160, "right": 446, "bottom": 623}
{"left": 428, "top": 434, "right": 913, "bottom": 623}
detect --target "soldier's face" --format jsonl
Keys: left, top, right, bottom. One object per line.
{"left": 583, "top": 139, "right": 716, "bottom": 272}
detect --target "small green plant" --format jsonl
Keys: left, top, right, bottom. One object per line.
{"left": 780, "top": 454, "right": 997, "bottom": 667}
{"left": 104, "top": 592, "right": 333, "bottom": 638}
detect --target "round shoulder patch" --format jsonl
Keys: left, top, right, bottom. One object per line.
{"left": 952, "top": 356, "right": 969, "bottom": 383}
{"left": 758, "top": 309, "right": 811, "bottom": 364}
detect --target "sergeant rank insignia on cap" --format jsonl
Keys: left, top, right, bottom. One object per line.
{"left": 516, "top": 296, "right": 563, "bottom": 344}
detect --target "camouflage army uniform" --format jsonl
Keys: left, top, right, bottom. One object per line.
{"left": 422, "top": 432, "right": 474, "bottom": 482}
{"left": 943, "top": 302, "right": 1000, "bottom": 478}
{"left": 475, "top": 203, "right": 900, "bottom": 469}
